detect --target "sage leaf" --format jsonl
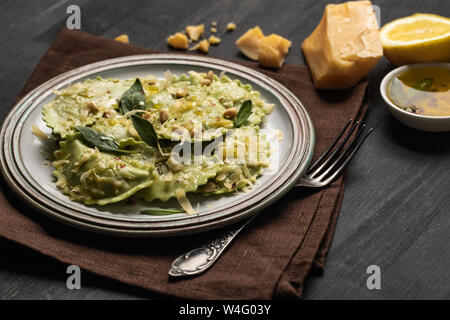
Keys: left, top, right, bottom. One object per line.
{"left": 408, "top": 77, "right": 434, "bottom": 102}
{"left": 76, "top": 126, "right": 133, "bottom": 154}
{"left": 130, "top": 115, "right": 159, "bottom": 148}
{"left": 119, "top": 78, "right": 145, "bottom": 114}
{"left": 412, "top": 78, "right": 434, "bottom": 91}
{"left": 140, "top": 208, "right": 184, "bottom": 216}
{"left": 234, "top": 100, "right": 252, "bottom": 128}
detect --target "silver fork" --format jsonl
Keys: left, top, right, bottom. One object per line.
{"left": 297, "top": 119, "right": 373, "bottom": 188}
{"left": 168, "top": 119, "right": 373, "bottom": 278}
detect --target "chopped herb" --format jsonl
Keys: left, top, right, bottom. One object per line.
{"left": 76, "top": 126, "right": 133, "bottom": 154}
{"left": 118, "top": 78, "right": 146, "bottom": 114}
{"left": 140, "top": 208, "right": 183, "bottom": 215}
{"left": 412, "top": 78, "right": 434, "bottom": 91}
{"left": 407, "top": 78, "right": 434, "bottom": 101}
{"left": 234, "top": 100, "right": 252, "bottom": 127}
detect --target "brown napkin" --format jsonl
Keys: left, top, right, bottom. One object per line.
{"left": 0, "top": 28, "right": 369, "bottom": 299}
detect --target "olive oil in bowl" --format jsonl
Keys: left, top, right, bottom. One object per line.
{"left": 387, "top": 66, "right": 450, "bottom": 117}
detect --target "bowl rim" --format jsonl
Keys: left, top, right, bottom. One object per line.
{"left": 380, "top": 62, "right": 450, "bottom": 120}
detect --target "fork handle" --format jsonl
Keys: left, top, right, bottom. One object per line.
{"left": 169, "top": 179, "right": 323, "bottom": 278}
{"left": 169, "top": 217, "right": 254, "bottom": 277}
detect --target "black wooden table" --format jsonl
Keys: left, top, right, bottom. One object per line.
{"left": 0, "top": 0, "right": 449, "bottom": 300}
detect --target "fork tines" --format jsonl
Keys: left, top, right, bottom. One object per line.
{"left": 301, "top": 119, "right": 373, "bottom": 187}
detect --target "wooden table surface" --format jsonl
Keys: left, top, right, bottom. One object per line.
{"left": 0, "top": 0, "right": 449, "bottom": 300}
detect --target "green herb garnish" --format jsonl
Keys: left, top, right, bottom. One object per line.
{"left": 234, "top": 100, "right": 252, "bottom": 128}
{"left": 118, "top": 78, "right": 146, "bottom": 114}
{"left": 140, "top": 208, "right": 183, "bottom": 216}
{"left": 130, "top": 115, "right": 159, "bottom": 147}
{"left": 412, "top": 78, "right": 434, "bottom": 91}
{"left": 76, "top": 126, "right": 133, "bottom": 154}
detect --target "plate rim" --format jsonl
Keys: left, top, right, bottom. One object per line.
{"left": 0, "top": 53, "right": 315, "bottom": 237}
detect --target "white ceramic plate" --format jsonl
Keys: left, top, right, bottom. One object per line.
{"left": 0, "top": 54, "right": 314, "bottom": 237}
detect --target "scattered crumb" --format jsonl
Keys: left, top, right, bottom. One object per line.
{"left": 188, "top": 43, "right": 199, "bottom": 51}
{"left": 186, "top": 24, "right": 205, "bottom": 41}
{"left": 226, "top": 22, "right": 236, "bottom": 31}
{"left": 114, "top": 34, "right": 129, "bottom": 44}
{"left": 85, "top": 101, "right": 99, "bottom": 113}
{"left": 209, "top": 35, "right": 221, "bottom": 45}
{"left": 198, "top": 39, "right": 210, "bottom": 53}
{"left": 167, "top": 32, "right": 189, "bottom": 49}
{"left": 166, "top": 21, "right": 234, "bottom": 53}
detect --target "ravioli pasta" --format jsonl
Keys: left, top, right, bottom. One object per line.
{"left": 41, "top": 71, "right": 275, "bottom": 212}
{"left": 53, "top": 135, "right": 156, "bottom": 205}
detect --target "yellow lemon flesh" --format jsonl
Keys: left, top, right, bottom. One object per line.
{"left": 380, "top": 13, "right": 450, "bottom": 66}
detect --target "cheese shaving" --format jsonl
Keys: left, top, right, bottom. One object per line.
{"left": 123, "top": 109, "right": 144, "bottom": 117}
{"left": 40, "top": 160, "right": 51, "bottom": 168}
{"left": 175, "top": 189, "right": 197, "bottom": 214}
{"left": 164, "top": 70, "right": 175, "bottom": 83}
{"left": 242, "top": 164, "right": 250, "bottom": 178}
{"left": 32, "top": 125, "right": 48, "bottom": 140}
{"left": 39, "top": 149, "right": 53, "bottom": 160}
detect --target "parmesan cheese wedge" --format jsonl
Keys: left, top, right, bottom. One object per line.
{"left": 258, "top": 34, "right": 292, "bottom": 68}
{"left": 301, "top": 1, "right": 383, "bottom": 89}
{"left": 264, "top": 34, "right": 292, "bottom": 56}
{"left": 258, "top": 40, "right": 284, "bottom": 68}
{"left": 236, "top": 27, "right": 291, "bottom": 68}
{"left": 236, "top": 26, "right": 265, "bottom": 60}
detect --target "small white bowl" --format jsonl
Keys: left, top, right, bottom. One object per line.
{"left": 380, "top": 62, "right": 450, "bottom": 132}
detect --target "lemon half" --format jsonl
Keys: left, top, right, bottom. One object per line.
{"left": 380, "top": 13, "right": 450, "bottom": 66}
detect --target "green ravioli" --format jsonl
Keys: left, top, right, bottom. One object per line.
{"left": 41, "top": 72, "right": 275, "bottom": 209}
{"left": 52, "top": 135, "right": 156, "bottom": 205}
